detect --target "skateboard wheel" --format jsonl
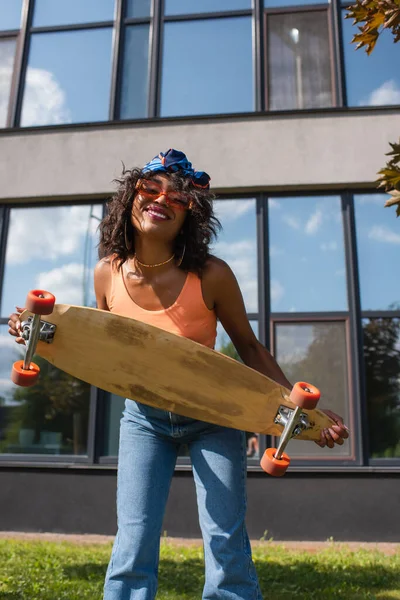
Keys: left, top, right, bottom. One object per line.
{"left": 290, "top": 381, "right": 320, "bottom": 410}
{"left": 25, "top": 290, "right": 55, "bottom": 315}
{"left": 260, "top": 447, "right": 290, "bottom": 477}
{"left": 11, "top": 360, "right": 40, "bottom": 387}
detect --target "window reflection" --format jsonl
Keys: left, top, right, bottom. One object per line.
{"left": 267, "top": 11, "right": 333, "bottom": 110}
{"left": 20, "top": 29, "right": 113, "bottom": 127}
{"left": 160, "top": 17, "right": 253, "bottom": 117}
{"left": 126, "top": 0, "right": 151, "bottom": 18}
{"left": 1, "top": 204, "right": 102, "bottom": 317}
{"left": 354, "top": 194, "right": 400, "bottom": 311}
{"left": 341, "top": 13, "right": 400, "bottom": 107}
{"left": 268, "top": 196, "right": 347, "bottom": 312}
{"left": 120, "top": 25, "right": 150, "bottom": 119}
{"left": 363, "top": 318, "right": 400, "bottom": 458}
{"left": 212, "top": 199, "right": 258, "bottom": 313}
{"left": 0, "top": 38, "right": 17, "bottom": 127}
{"left": 32, "top": 0, "right": 115, "bottom": 27}
{"left": 274, "top": 321, "right": 351, "bottom": 457}
{"left": 165, "top": 0, "right": 251, "bottom": 15}
{"left": 0, "top": 0, "right": 23, "bottom": 30}
{"left": 0, "top": 327, "right": 90, "bottom": 455}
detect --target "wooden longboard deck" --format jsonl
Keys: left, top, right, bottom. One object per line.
{"left": 21, "top": 305, "right": 334, "bottom": 440}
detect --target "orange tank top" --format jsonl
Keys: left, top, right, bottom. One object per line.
{"left": 107, "top": 261, "right": 217, "bottom": 349}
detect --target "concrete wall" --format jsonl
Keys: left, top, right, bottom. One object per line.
{"left": 1, "top": 467, "right": 399, "bottom": 541}
{"left": 1, "top": 109, "right": 398, "bottom": 202}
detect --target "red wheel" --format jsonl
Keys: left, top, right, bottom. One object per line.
{"left": 25, "top": 290, "right": 55, "bottom": 315}
{"left": 260, "top": 447, "right": 290, "bottom": 477}
{"left": 290, "top": 381, "right": 320, "bottom": 410}
{"left": 11, "top": 360, "right": 40, "bottom": 387}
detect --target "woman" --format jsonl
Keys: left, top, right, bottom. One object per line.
{"left": 9, "top": 149, "right": 348, "bottom": 600}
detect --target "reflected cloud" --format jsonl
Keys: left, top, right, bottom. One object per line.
{"left": 271, "top": 279, "right": 284, "bottom": 304}
{"left": 36, "top": 262, "right": 91, "bottom": 305}
{"left": 363, "top": 79, "right": 400, "bottom": 106}
{"left": 282, "top": 214, "right": 301, "bottom": 230}
{"left": 213, "top": 239, "right": 257, "bottom": 312}
{"left": 214, "top": 200, "right": 254, "bottom": 222}
{"left": 305, "top": 208, "right": 323, "bottom": 235}
{"left": 6, "top": 206, "right": 100, "bottom": 265}
{"left": 20, "top": 67, "right": 72, "bottom": 127}
{"left": 321, "top": 241, "right": 338, "bottom": 251}
{"left": 368, "top": 225, "right": 400, "bottom": 245}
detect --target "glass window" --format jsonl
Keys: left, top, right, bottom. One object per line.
{"left": 265, "top": 0, "right": 329, "bottom": 6}
{"left": 126, "top": 0, "right": 151, "bottom": 18}
{"left": 1, "top": 204, "right": 102, "bottom": 317}
{"left": 0, "top": 326, "right": 91, "bottom": 456}
{"left": 274, "top": 321, "right": 351, "bottom": 457}
{"left": 0, "top": 38, "right": 17, "bottom": 127}
{"left": 363, "top": 318, "right": 400, "bottom": 459}
{"left": 354, "top": 194, "right": 400, "bottom": 311}
{"left": 212, "top": 199, "right": 258, "bottom": 313}
{"left": 0, "top": 0, "right": 23, "bottom": 30}
{"left": 267, "top": 11, "right": 333, "bottom": 110}
{"left": 165, "top": 0, "right": 251, "bottom": 15}
{"left": 160, "top": 17, "right": 253, "bottom": 117}
{"left": 120, "top": 25, "right": 150, "bottom": 119}
{"left": 32, "top": 0, "right": 115, "bottom": 27}
{"left": 342, "top": 13, "right": 400, "bottom": 107}
{"left": 268, "top": 196, "right": 347, "bottom": 312}
{"left": 20, "top": 29, "right": 113, "bottom": 126}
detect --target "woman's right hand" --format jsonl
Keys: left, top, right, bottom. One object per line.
{"left": 8, "top": 306, "right": 26, "bottom": 344}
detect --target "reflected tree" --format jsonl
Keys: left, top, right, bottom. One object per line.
{"left": 363, "top": 318, "right": 400, "bottom": 457}
{"left": 3, "top": 355, "right": 90, "bottom": 454}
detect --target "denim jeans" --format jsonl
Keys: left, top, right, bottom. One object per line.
{"left": 103, "top": 399, "right": 262, "bottom": 600}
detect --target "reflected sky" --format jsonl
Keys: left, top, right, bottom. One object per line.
{"left": 269, "top": 196, "right": 347, "bottom": 312}
{"left": 20, "top": 28, "right": 113, "bottom": 126}
{"left": 160, "top": 17, "right": 253, "bottom": 117}
{"left": 211, "top": 199, "right": 258, "bottom": 313}
{"left": 265, "top": 0, "right": 329, "bottom": 5}
{"left": 32, "top": 0, "right": 115, "bottom": 27}
{"left": 126, "top": 0, "right": 151, "bottom": 18}
{"left": 165, "top": 0, "right": 251, "bottom": 14}
{"left": 354, "top": 194, "right": 400, "bottom": 311}
{"left": 120, "top": 25, "right": 150, "bottom": 119}
{"left": 341, "top": 13, "right": 400, "bottom": 106}
{"left": 1, "top": 204, "right": 102, "bottom": 318}
{"left": 0, "top": 0, "right": 23, "bottom": 30}
{"left": 0, "top": 38, "right": 16, "bottom": 127}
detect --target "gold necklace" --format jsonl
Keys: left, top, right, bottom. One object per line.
{"left": 134, "top": 253, "right": 175, "bottom": 268}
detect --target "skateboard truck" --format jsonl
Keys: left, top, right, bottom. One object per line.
{"left": 260, "top": 382, "right": 321, "bottom": 477}
{"left": 10, "top": 290, "right": 56, "bottom": 387}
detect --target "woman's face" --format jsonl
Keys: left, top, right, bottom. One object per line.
{"left": 130, "top": 174, "right": 190, "bottom": 242}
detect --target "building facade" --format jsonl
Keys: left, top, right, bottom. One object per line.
{"left": 0, "top": 0, "right": 399, "bottom": 541}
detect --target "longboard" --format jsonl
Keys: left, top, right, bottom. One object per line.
{"left": 15, "top": 303, "right": 334, "bottom": 441}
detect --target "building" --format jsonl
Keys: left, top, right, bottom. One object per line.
{"left": 0, "top": 0, "right": 399, "bottom": 542}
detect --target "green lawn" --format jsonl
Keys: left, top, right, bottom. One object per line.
{"left": 0, "top": 539, "right": 399, "bottom": 599}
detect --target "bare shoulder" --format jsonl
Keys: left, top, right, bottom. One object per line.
{"left": 203, "top": 255, "right": 236, "bottom": 285}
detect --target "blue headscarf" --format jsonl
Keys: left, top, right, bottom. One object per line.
{"left": 142, "top": 149, "right": 210, "bottom": 189}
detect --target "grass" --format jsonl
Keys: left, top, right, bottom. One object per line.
{"left": 0, "top": 538, "right": 399, "bottom": 599}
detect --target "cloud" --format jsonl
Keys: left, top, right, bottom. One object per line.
{"left": 305, "top": 208, "right": 323, "bottom": 235}
{"left": 368, "top": 225, "right": 400, "bottom": 245}
{"left": 321, "top": 241, "right": 338, "bottom": 251}
{"left": 20, "top": 67, "right": 72, "bottom": 126}
{"left": 282, "top": 215, "right": 301, "bottom": 230}
{"left": 364, "top": 79, "right": 400, "bottom": 106}
{"left": 6, "top": 205, "right": 102, "bottom": 265}
{"left": 214, "top": 199, "right": 254, "bottom": 222}
{"left": 36, "top": 263, "right": 93, "bottom": 305}
{"left": 271, "top": 280, "right": 284, "bottom": 305}
{"left": 213, "top": 239, "right": 258, "bottom": 312}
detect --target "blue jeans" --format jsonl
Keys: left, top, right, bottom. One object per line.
{"left": 103, "top": 399, "right": 262, "bottom": 600}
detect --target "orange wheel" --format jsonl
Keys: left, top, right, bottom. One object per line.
{"left": 11, "top": 360, "right": 40, "bottom": 387}
{"left": 290, "top": 381, "right": 320, "bottom": 410}
{"left": 260, "top": 447, "right": 290, "bottom": 477}
{"left": 25, "top": 290, "right": 55, "bottom": 315}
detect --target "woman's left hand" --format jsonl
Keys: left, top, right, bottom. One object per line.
{"left": 315, "top": 410, "right": 349, "bottom": 448}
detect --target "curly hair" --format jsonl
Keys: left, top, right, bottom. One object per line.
{"left": 98, "top": 166, "right": 221, "bottom": 275}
